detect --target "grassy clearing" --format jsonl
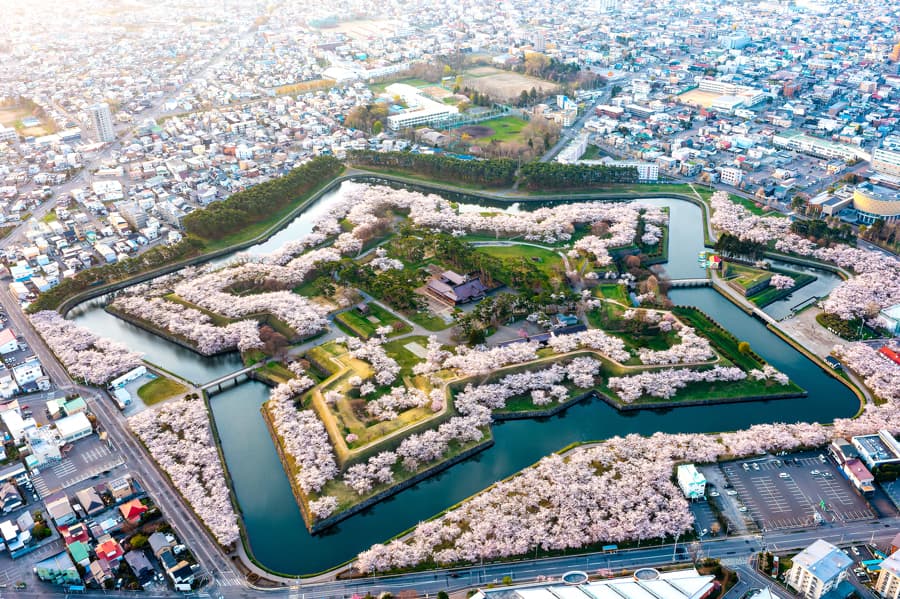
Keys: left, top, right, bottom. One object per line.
{"left": 469, "top": 115, "right": 528, "bottom": 143}
{"left": 473, "top": 244, "right": 564, "bottom": 279}
{"left": 137, "top": 376, "right": 187, "bottom": 405}
{"left": 581, "top": 144, "right": 606, "bottom": 160}
{"left": 333, "top": 303, "right": 411, "bottom": 340}
{"left": 382, "top": 335, "right": 430, "bottom": 377}
{"left": 406, "top": 308, "right": 454, "bottom": 331}
{"left": 369, "top": 77, "right": 434, "bottom": 95}
{"left": 723, "top": 262, "right": 771, "bottom": 291}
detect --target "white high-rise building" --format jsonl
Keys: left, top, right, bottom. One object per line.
{"left": 785, "top": 540, "right": 853, "bottom": 599}
{"left": 89, "top": 103, "right": 115, "bottom": 143}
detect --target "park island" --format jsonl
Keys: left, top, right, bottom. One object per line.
{"left": 21, "top": 158, "right": 900, "bottom": 578}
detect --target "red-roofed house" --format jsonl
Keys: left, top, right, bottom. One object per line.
{"left": 118, "top": 499, "right": 147, "bottom": 524}
{"left": 843, "top": 458, "right": 875, "bottom": 495}
{"left": 94, "top": 534, "right": 124, "bottom": 564}
{"left": 879, "top": 346, "right": 900, "bottom": 366}
{"left": 59, "top": 522, "right": 90, "bottom": 546}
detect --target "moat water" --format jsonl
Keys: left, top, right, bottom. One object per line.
{"left": 67, "top": 182, "right": 857, "bottom": 575}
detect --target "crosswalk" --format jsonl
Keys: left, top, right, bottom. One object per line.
{"left": 32, "top": 475, "right": 50, "bottom": 498}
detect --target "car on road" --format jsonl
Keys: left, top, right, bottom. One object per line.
{"left": 709, "top": 491, "right": 720, "bottom": 497}
{"left": 726, "top": 490, "right": 738, "bottom": 496}
{"left": 738, "top": 506, "right": 748, "bottom": 512}
{"left": 811, "top": 470, "right": 821, "bottom": 476}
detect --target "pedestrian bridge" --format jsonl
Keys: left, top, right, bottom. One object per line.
{"left": 200, "top": 364, "right": 263, "bottom": 395}
{"left": 668, "top": 278, "right": 712, "bottom": 288}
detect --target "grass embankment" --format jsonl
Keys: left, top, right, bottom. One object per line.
{"left": 723, "top": 262, "right": 772, "bottom": 291}
{"left": 333, "top": 303, "right": 411, "bottom": 340}
{"left": 137, "top": 376, "right": 188, "bottom": 405}
{"left": 748, "top": 272, "right": 816, "bottom": 307}
{"left": 351, "top": 165, "right": 500, "bottom": 191}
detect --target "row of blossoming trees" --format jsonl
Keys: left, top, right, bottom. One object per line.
{"left": 708, "top": 190, "right": 900, "bottom": 402}
{"left": 106, "top": 182, "right": 668, "bottom": 356}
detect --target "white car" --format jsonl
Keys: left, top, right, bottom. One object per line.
{"left": 811, "top": 470, "right": 821, "bottom": 476}
{"left": 779, "top": 472, "right": 790, "bottom": 479}
{"left": 709, "top": 491, "right": 720, "bottom": 497}
{"left": 726, "top": 490, "right": 738, "bottom": 496}
{"left": 738, "top": 506, "right": 748, "bottom": 512}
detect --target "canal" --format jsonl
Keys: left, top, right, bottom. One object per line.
{"left": 67, "top": 182, "right": 859, "bottom": 575}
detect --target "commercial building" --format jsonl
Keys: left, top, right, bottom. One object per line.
{"left": 877, "top": 306, "right": 900, "bottom": 336}
{"left": 474, "top": 568, "right": 716, "bottom": 599}
{"left": 773, "top": 130, "right": 870, "bottom": 163}
{"left": 876, "top": 551, "right": 900, "bottom": 599}
{"left": 697, "top": 78, "right": 767, "bottom": 106}
{"left": 720, "top": 167, "right": 744, "bottom": 186}
{"left": 384, "top": 84, "right": 458, "bottom": 131}
{"left": 88, "top": 103, "right": 115, "bottom": 143}
{"left": 55, "top": 412, "right": 93, "bottom": 443}
{"left": 676, "top": 464, "right": 706, "bottom": 500}
{"left": 33, "top": 551, "right": 82, "bottom": 585}
{"left": 873, "top": 148, "right": 900, "bottom": 178}
{"left": 851, "top": 430, "right": 900, "bottom": 469}
{"left": 785, "top": 539, "right": 853, "bottom": 599}
{"left": 851, "top": 183, "right": 900, "bottom": 224}
{"left": 0, "top": 328, "right": 19, "bottom": 355}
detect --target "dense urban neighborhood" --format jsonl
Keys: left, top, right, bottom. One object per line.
{"left": 3, "top": 0, "right": 900, "bottom": 598}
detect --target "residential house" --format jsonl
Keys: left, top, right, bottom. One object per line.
{"left": 0, "top": 328, "right": 18, "bottom": 355}
{"left": 94, "top": 534, "right": 124, "bottom": 565}
{"left": 60, "top": 521, "right": 90, "bottom": 545}
{"left": 0, "top": 482, "right": 23, "bottom": 513}
{"left": 34, "top": 551, "right": 82, "bottom": 585}
{"left": 124, "top": 550, "right": 156, "bottom": 587}
{"left": 75, "top": 487, "right": 105, "bottom": 517}
{"left": 87, "top": 558, "right": 114, "bottom": 587}
{"left": 108, "top": 476, "right": 133, "bottom": 502}
{"left": 148, "top": 532, "right": 195, "bottom": 586}
{"left": 119, "top": 498, "right": 147, "bottom": 524}
{"left": 68, "top": 540, "right": 91, "bottom": 567}
{"left": 46, "top": 496, "right": 76, "bottom": 527}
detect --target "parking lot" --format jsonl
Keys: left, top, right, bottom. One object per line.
{"left": 32, "top": 435, "right": 125, "bottom": 498}
{"left": 718, "top": 451, "right": 875, "bottom": 531}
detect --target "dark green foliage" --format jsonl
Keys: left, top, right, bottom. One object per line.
{"left": 183, "top": 156, "right": 343, "bottom": 239}
{"left": 348, "top": 150, "right": 517, "bottom": 187}
{"left": 518, "top": 162, "right": 639, "bottom": 189}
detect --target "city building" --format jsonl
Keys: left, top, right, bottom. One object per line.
{"left": 877, "top": 306, "right": 900, "bottom": 336}
{"left": 55, "top": 412, "right": 93, "bottom": 443}
{"left": 842, "top": 459, "right": 875, "bottom": 495}
{"left": 785, "top": 539, "right": 853, "bottom": 599}
{"left": 851, "top": 430, "right": 900, "bottom": 469}
{"left": 33, "top": 551, "right": 82, "bottom": 585}
{"left": 676, "top": 464, "right": 706, "bottom": 500}
{"left": 773, "top": 130, "right": 870, "bottom": 163}
{"left": 876, "top": 550, "right": 900, "bottom": 599}
{"left": 474, "top": 568, "right": 716, "bottom": 599}
{"left": 873, "top": 148, "right": 900, "bottom": 178}
{"left": 384, "top": 84, "right": 458, "bottom": 131}
{"left": 720, "top": 167, "right": 744, "bottom": 186}
{"left": 851, "top": 183, "right": 900, "bottom": 224}
{"left": 88, "top": 103, "right": 116, "bottom": 143}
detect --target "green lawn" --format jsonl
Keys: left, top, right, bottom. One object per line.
{"left": 725, "top": 193, "right": 787, "bottom": 218}
{"left": 471, "top": 115, "right": 529, "bottom": 143}
{"left": 333, "top": 303, "right": 411, "bottom": 340}
{"left": 369, "top": 77, "right": 434, "bottom": 95}
{"left": 137, "top": 376, "right": 187, "bottom": 405}
{"left": 473, "top": 244, "right": 564, "bottom": 279}
{"left": 671, "top": 306, "right": 766, "bottom": 372}
{"left": 407, "top": 309, "right": 455, "bottom": 331}
{"left": 723, "top": 262, "right": 771, "bottom": 291}
{"left": 581, "top": 144, "right": 606, "bottom": 160}
{"left": 382, "top": 335, "right": 430, "bottom": 377}
{"left": 748, "top": 272, "right": 816, "bottom": 307}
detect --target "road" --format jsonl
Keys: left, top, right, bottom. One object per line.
{"left": 539, "top": 87, "right": 614, "bottom": 163}
{"left": 0, "top": 286, "right": 241, "bottom": 595}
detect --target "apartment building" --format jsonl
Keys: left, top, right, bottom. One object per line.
{"left": 785, "top": 539, "right": 853, "bottom": 599}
